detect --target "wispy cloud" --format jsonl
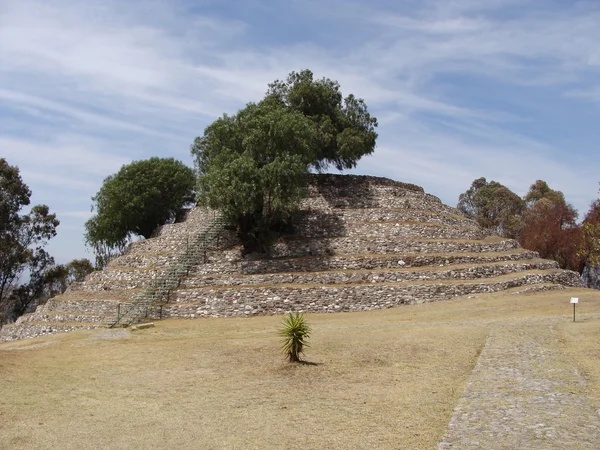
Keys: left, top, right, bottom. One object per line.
{"left": 55, "top": 211, "right": 94, "bottom": 219}
{"left": 0, "top": 135, "right": 129, "bottom": 177}
{"left": 0, "top": 90, "right": 180, "bottom": 138}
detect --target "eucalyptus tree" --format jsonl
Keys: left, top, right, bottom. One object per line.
{"left": 0, "top": 158, "right": 59, "bottom": 321}
{"left": 457, "top": 177, "right": 525, "bottom": 239}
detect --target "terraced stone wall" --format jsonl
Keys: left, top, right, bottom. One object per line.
{"left": 164, "top": 174, "right": 582, "bottom": 318}
{"left": 0, "top": 173, "right": 584, "bottom": 342}
{"left": 165, "top": 269, "right": 580, "bottom": 319}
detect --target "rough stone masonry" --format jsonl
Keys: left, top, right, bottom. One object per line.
{"left": 0, "top": 174, "right": 582, "bottom": 341}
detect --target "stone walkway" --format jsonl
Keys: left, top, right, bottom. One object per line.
{"left": 438, "top": 320, "right": 600, "bottom": 449}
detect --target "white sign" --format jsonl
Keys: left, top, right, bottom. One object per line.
{"left": 570, "top": 297, "right": 579, "bottom": 304}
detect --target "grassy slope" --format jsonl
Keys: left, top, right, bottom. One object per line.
{"left": 1, "top": 287, "right": 599, "bottom": 449}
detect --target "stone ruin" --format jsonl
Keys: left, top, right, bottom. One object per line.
{"left": 0, "top": 174, "right": 582, "bottom": 341}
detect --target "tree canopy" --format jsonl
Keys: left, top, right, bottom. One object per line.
{"left": 7, "top": 257, "right": 94, "bottom": 321}
{"left": 457, "top": 177, "right": 584, "bottom": 272}
{"left": 265, "top": 70, "right": 378, "bottom": 171}
{"left": 0, "top": 158, "right": 59, "bottom": 321}
{"left": 580, "top": 188, "right": 600, "bottom": 270}
{"left": 457, "top": 177, "right": 524, "bottom": 239}
{"left": 520, "top": 181, "right": 580, "bottom": 271}
{"left": 84, "top": 157, "right": 196, "bottom": 267}
{"left": 192, "top": 69, "right": 378, "bottom": 252}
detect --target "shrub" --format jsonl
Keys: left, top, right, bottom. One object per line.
{"left": 279, "top": 312, "right": 311, "bottom": 362}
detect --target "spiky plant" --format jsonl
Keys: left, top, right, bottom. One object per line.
{"left": 279, "top": 312, "right": 311, "bottom": 362}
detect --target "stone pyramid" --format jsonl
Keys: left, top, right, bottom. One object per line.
{"left": 0, "top": 174, "right": 581, "bottom": 341}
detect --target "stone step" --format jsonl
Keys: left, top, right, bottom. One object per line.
{"left": 336, "top": 208, "right": 477, "bottom": 227}
{"left": 182, "top": 259, "right": 559, "bottom": 288}
{"left": 58, "top": 288, "right": 138, "bottom": 301}
{"left": 123, "top": 228, "right": 232, "bottom": 258}
{"left": 237, "top": 249, "right": 540, "bottom": 275}
{"left": 15, "top": 312, "right": 115, "bottom": 324}
{"left": 167, "top": 269, "right": 583, "bottom": 318}
{"left": 74, "top": 264, "right": 193, "bottom": 290}
{"left": 107, "top": 252, "right": 179, "bottom": 270}
{"left": 294, "top": 219, "right": 484, "bottom": 239}
{"left": 85, "top": 267, "right": 162, "bottom": 285}
{"left": 500, "top": 282, "right": 567, "bottom": 295}
{"left": 301, "top": 187, "right": 458, "bottom": 214}
{"left": 0, "top": 322, "right": 107, "bottom": 342}
{"left": 353, "top": 222, "right": 483, "bottom": 240}
{"left": 12, "top": 298, "right": 162, "bottom": 326}
{"left": 38, "top": 298, "right": 123, "bottom": 315}
{"left": 151, "top": 208, "right": 220, "bottom": 237}
{"left": 68, "top": 249, "right": 544, "bottom": 291}
{"left": 67, "top": 280, "right": 158, "bottom": 293}
{"left": 270, "top": 235, "right": 520, "bottom": 258}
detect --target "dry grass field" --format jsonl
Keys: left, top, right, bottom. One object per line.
{"left": 1, "top": 287, "right": 599, "bottom": 449}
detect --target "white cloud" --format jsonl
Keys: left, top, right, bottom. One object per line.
{"left": 564, "top": 86, "right": 600, "bottom": 102}
{"left": 0, "top": 90, "right": 180, "bottom": 138}
{"left": 0, "top": 135, "right": 129, "bottom": 177}
{"left": 19, "top": 171, "right": 97, "bottom": 191}
{"left": 55, "top": 211, "right": 94, "bottom": 219}
{"left": 355, "top": 117, "right": 598, "bottom": 216}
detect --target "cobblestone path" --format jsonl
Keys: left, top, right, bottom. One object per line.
{"left": 439, "top": 320, "right": 600, "bottom": 449}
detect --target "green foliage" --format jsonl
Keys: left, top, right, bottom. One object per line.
{"left": 265, "top": 70, "right": 378, "bottom": 171}
{"left": 0, "top": 159, "right": 59, "bottom": 317}
{"left": 7, "top": 257, "right": 95, "bottom": 322}
{"left": 8, "top": 250, "right": 59, "bottom": 320}
{"left": 520, "top": 180, "right": 581, "bottom": 271}
{"left": 85, "top": 157, "right": 196, "bottom": 268}
{"left": 66, "top": 258, "right": 94, "bottom": 282}
{"left": 523, "top": 180, "right": 577, "bottom": 227}
{"left": 279, "top": 312, "right": 311, "bottom": 363}
{"left": 458, "top": 177, "right": 584, "bottom": 272}
{"left": 580, "top": 192, "right": 600, "bottom": 267}
{"left": 192, "top": 69, "right": 378, "bottom": 253}
{"left": 581, "top": 221, "right": 600, "bottom": 265}
{"left": 524, "top": 180, "right": 555, "bottom": 206}
{"left": 457, "top": 177, "right": 524, "bottom": 239}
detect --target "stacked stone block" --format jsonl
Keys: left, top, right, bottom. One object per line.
{"left": 0, "top": 174, "right": 582, "bottom": 341}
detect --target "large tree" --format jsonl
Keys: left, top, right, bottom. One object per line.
{"left": 65, "top": 258, "right": 95, "bottom": 283}
{"left": 457, "top": 177, "right": 525, "bottom": 239}
{"left": 520, "top": 180, "right": 581, "bottom": 271}
{"left": 265, "top": 70, "right": 378, "bottom": 171}
{"left": 8, "top": 250, "right": 60, "bottom": 320}
{"left": 192, "top": 69, "right": 378, "bottom": 252}
{"left": 0, "top": 159, "right": 59, "bottom": 321}
{"left": 5, "top": 258, "right": 94, "bottom": 322}
{"left": 580, "top": 186, "right": 600, "bottom": 288}
{"left": 85, "top": 157, "right": 196, "bottom": 268}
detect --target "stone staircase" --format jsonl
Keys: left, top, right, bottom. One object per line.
{"left": 0, "top": 209, "right": 232, "bottom": 341}
{"left": 0, "top": 174, "right": 583, "bottom": 341}
{"left": 110, "top": 214, "right": 227, "bottom": 327}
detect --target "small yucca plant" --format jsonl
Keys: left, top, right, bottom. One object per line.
{"left": 279, "top": 312, "right": 311, "bottom": 362}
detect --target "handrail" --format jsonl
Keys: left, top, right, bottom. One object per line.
{"left": 110, "top": 212, "right": 226, "bottom": 328}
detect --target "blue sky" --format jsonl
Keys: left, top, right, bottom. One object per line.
{"left": 1, "top": 0, "right": 599, "bottom": 264}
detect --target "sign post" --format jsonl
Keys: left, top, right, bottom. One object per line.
{"left": 570, "top": 297, "right": 579, "bottom": 322}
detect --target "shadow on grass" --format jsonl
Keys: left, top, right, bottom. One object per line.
{"left": 297, "top": 360, "right": 320, "bottom": 366}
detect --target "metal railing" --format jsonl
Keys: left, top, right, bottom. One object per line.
{"left": 110, "top": 213, "right": 226, "bottom": 327}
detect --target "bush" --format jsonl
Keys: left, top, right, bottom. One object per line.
{"left": 279, "top": 312, "right": 311, "bottom": 362}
